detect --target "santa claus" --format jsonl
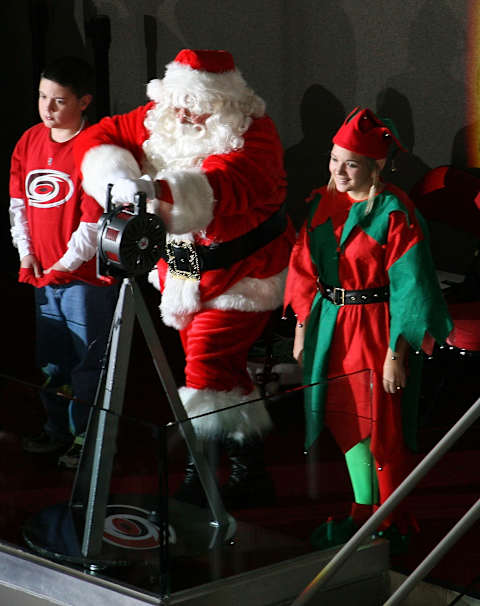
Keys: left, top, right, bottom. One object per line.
{"left": 75, "top": 49, "right": 295, "bottom": 506}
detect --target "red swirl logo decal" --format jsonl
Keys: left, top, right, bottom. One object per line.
{"left": 26, "top": 169, "right": 74, "bottom": 208}
{"left": 102, "top": 504, "right": 176, "bottom": 550}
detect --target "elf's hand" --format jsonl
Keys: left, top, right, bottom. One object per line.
{"left": 293, "top": 320, "right": 308, "bottom": 367}
{"left": 382, "top": 347, "right": 407, "bottom": 394}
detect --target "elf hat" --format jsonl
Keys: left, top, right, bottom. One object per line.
{"left": 147, "top": 49, "right": 265, "bottom": 116}
{"left": 333, "top": 107, "right": 406, "bottom": 159}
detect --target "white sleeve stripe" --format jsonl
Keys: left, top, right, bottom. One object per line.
{"left": 59, "top": 222, "right": 98, "bottom": 270}
{"left": 9, "top": 197, "right": 32, "bottom": 259}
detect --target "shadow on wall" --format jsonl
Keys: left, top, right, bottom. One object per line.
{"left": 376, "top": 0, "right": 474, "bottom": 276}
{"left": 284, "top": 85, "right": 345, "bottom": 231}
{"left": 382, "top": 0, "right": 464, "bottom": 173}
{"left": 376, "top": 87, "right": 430, "bottom": 194}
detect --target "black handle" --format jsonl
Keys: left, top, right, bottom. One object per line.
{"left": 106, "top": 183, "right": 114, "bottom": 212}
{"left": 134, "top": 191, "right": 146, "bottom": 215}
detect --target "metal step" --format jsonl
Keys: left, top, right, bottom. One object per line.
{"left": 0, "top": 537, "right": 390, "bottom": 606}
{"left": 169, "top": 539, "right": 390, "bottom": 606}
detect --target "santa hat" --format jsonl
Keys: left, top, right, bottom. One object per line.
{"left": 333, "top": 107, "right": 406, "bottom": 159}
{"left": 146, "top": 49, "right": 265, "bottom": 117}
{"left": 173, "top": 49, "right": 235, "bottom": 73}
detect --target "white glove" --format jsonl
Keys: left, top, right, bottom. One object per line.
{"left": 110, "top": 176, "right": 155, "bottom": 205}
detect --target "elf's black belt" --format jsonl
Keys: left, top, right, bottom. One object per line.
{"left": 162, "top": 204, "right": 288, "bottom": 280}
{"left": 319, "top": 281, "right": 390, "bottom": 306}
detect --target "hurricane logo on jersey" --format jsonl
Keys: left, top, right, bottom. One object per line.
{"left": 26, "top": 169, "right": 74, "bottom": 208}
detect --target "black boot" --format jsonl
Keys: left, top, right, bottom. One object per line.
{"left": 174, "top": 441, "right": 220, "bottom": 508}
{"left": 220, "top": 438, "right": 276, "bottom": 509}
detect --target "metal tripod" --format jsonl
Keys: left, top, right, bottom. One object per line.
{"left": 69, "top": 276, "right": 229, "bottom": 560}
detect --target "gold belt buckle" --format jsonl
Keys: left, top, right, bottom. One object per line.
{"left": 165, "top": 239, "right": 201, "bottom": 281}
{"left": 333, "top": 287, "right": 345, "bottom": 306}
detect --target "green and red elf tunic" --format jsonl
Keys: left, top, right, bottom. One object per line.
{"left": 285, "top": 183, "right": 452, "bottom": 473}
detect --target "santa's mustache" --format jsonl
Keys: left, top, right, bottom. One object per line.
{"left": 143, "top": 104, "right": 246, "bottom": 171}
{"left": 175, "top": 120, "right": 207, "bottom": 140}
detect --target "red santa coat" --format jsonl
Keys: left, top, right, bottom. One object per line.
{"left": 75, "top": 100, "right": 295, "bottom": 440}
{"left": 74, "top": 102, "right": 295, "bottom": 328}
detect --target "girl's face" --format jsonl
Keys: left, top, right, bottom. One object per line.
{"left": 329, "top": 144, "right": 375, "bottom": 200}
{"left": 38, "top": 78, "right": 90, "bottom": 132}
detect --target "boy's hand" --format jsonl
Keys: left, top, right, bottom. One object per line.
{"left": 20, "top": 254, "right": 42, "bottom": 278}
{"left": 44, "top": 261, "right": 69, "bottom": 275}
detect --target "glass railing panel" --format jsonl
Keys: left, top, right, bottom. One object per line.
{"left": 0, "top": 361, "right": 377, "bottom": 599}
{"left": 160, "top": 367, "right": 375, "bottom": 593}
{"left": 0, "top": 373, "right": 80, "bottom": 550}
{"left": 3, "top": 328, "right": 477, "bottom": 602}
{"left": 0, "top": 366, "right": 169, "bottom": 600}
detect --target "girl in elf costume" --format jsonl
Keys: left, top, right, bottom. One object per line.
{"left": 284, "top": 107, "right": 452, "bottom": 550}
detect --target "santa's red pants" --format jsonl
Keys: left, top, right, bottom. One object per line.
{"left": 180, "top": 308, "right": 271, "bottom": 393}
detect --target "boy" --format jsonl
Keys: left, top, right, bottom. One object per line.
{"left": 9, "top": 56, "right": 118, "bottom": 468}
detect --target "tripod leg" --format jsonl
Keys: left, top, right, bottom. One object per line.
{"left": 71, "top": 278, "right": 135, "bottom": 559}
{"left": 131, "top": 280, "right": 229, "bottom": 526}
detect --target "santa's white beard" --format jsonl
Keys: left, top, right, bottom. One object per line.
{"left": 143, "top": 106, "right": 249, "bottom": 172}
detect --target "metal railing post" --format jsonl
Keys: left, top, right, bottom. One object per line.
{"left": 290, "top": 395, "right": 480, "bottom": 606}
{"left": 385, "top": 498, "right": 480, "bottom": 605}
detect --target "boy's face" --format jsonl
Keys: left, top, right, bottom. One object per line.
{"left": 38, "top": 78, "right": 91, "bottom": 131}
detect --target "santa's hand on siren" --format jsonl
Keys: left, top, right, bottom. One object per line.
{"left": 110, "top": 175, "right": 156, "bottom": 206}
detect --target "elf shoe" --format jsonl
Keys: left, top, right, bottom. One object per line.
{"left": 311, "top": 516, "right": 358, "bottom": 550}
{"left": 374, "top": 523, "right": 412, "bottom": 556}
{"left": 310, "top": 503, "right": 373, "bottom": 551}
{"left": 371, "top": 506, "right": 419, "bottom": 556}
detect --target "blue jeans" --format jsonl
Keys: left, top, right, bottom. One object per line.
{"left": 35, "top": 281, "right": 119, "bottom": 441}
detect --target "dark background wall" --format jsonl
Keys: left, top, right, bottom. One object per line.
{"left": 3, "top": 0, "right": 477, "bottom": 274}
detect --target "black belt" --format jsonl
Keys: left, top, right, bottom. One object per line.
{"left": 162, "top": 203, "right": 288, "bottom": 279}
{"left": 319, "top": 282, "right": 389, "bottom": 306}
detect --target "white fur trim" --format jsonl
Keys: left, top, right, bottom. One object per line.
{"left": 160, "top": 271, "right": 201, "bottom": 329}
{"left": 204, "top": 269, "right": 287, "bottom": 312}
{"left": 147, "top": 64, "right": 265, "bottom": 117}
{"left": 154, "top": 268, "right": 287, "bottom": 329}
{"left": 179, "top": 385, "right": 272, "bottom": 441}
{"left": 148, "top": 267, "right": 160, "bottom": 290}
{"left": 81, "top": 144, "right": 141, "bottom": 208}
{"left": 155, "top": 169, "right": 214, "bottom": 234}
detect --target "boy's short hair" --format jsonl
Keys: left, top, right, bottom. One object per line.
{"left": 41, "top": 56, "right": 94, "bottom": 98}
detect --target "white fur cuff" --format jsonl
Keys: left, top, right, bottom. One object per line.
{"left": 81, "top": 144, "right": 141, "bottom": 208}
{"left": 179, "top": 386, "right": 272, "bottom": 442}
{"left": 156, "top": 169, "right": 214, "bottom": 234}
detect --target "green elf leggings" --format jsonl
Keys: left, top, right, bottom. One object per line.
{"left": 345, "top": 437, "right": 379, "bottom": 505}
